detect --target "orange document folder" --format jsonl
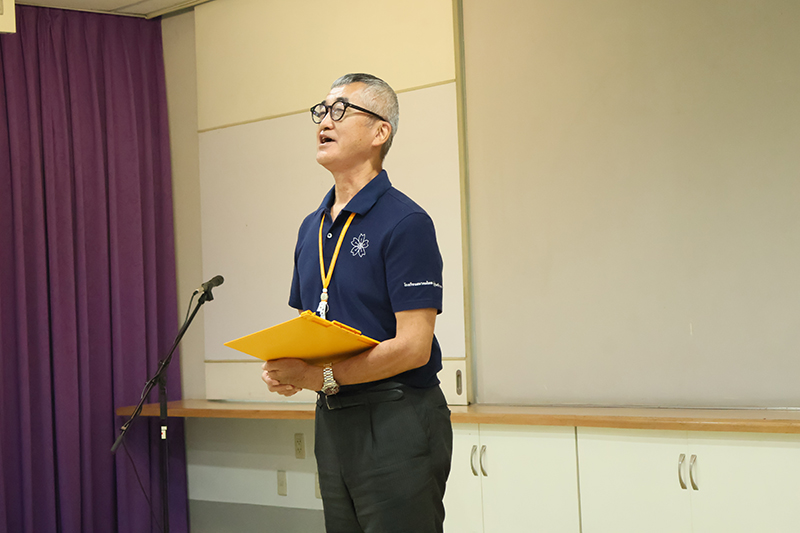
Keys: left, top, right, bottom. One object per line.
{"left": 224, "top": 310, "right": 380, "bottom": 365}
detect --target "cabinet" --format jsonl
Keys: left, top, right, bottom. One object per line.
{"left": 444, "top": 424, "right": 484, "bottom": 533}
{"left": 577, "top": 427, "right": 800, "bottom": 533}
{"left": 577, "top": 428, "right": 691, "bottom": 532}
{"left": 444, "top": 424, "right": 581, "bottom": 533}
{"left": 120, "top": 400, "right": 800, "bottom": 532}
{"left": 688, "top": 431, "right": 800, "bottom": 532}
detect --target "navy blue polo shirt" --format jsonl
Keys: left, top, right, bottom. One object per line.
{"left": 289, "top": 170, "right": 443, "bottom": 390}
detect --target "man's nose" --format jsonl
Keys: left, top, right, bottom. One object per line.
{"left": 320, "top": 109, "right": 336, "bottom": 127}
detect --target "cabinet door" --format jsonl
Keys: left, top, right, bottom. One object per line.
{"left": 688, "top": 432, "right": 800, "bottom": 533}
{"left": 480, "top": 425, "right": 580, "bottom": 533}
{"left": 577, "top": 428, "right": 692, "bottom": 533}
{"left": 444, "top": 424, "right": 484, "bottom": 533}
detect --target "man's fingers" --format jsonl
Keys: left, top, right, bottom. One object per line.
{"left": 262, "top": 371, "right": 284, "bottom": 388}
{"left": 263, "top": 371, "right": 300, "bottom": 395}
{"left": 262, "top": 362, "right": 304, "bottom": 397}
{"left": 274, "top": 383, "right": 301, "bottom": 396}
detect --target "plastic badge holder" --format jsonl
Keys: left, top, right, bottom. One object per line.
{"left": 224, "top": 310, "right": 380, "bottom": 366}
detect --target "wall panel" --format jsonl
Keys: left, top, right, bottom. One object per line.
{"left": 199, "top": 83, "right": 465, "bottom": 399}
{"left": 463, "top": 0, "right": 800, "bottom": 406}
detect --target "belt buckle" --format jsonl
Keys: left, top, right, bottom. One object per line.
{"left": 325, "top": 394, "right": 335, "bottom": 410}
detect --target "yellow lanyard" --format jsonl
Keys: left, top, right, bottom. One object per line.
{"left": 316, "top": 211, "right": 356, "bottom": 320}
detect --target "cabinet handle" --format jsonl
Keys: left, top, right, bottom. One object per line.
{"left": 470, "top": 445, "right": 478, "bottom": 476}
{"left": 456, "top": 370, "right": 463, "bottom": 396}
{"left": 689, "top": 454, "right": 699, "bottom": 490}
{"left": 479, "top": 445, "right": 488, "bottom": 476}
{"left": 678, "top": 454, "right": 687, "bottom": 489}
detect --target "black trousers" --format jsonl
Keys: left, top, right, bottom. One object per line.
{"left": 315, "top": 383, "right": 453, "bottom": 533}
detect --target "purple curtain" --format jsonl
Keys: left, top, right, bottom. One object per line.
{"left": 1, "top": 6, "right": 189, "bottom": 533}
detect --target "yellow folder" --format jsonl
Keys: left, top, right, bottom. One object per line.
{"left": 224, "top": 310, "right": 380, "bottom": 365}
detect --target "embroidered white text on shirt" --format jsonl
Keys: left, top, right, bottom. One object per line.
{"left": 404, "top": 281, "right": 443, "bottom": 289}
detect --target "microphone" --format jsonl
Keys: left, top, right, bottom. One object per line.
{"left": 198, "top": 275, "right": 224, "bottom": 296}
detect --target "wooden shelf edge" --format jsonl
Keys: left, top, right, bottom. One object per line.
{"left": 448, "top": 412, "right": 800, "bottom": 434}
{"left": 114, "top": 400, "right": 800, "bottom": 434}
{"left": 115, "top": 400, "right": 316, "bottom": 420}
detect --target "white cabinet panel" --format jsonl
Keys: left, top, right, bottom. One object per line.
{"left": 579, "top": 428, "right": 800, "bottom": 533}
{"left": 445, "top": 424, "right": 580, "bottom": 533}
{"left": 480, "top": 425, "right": 580, "bottom": 532}
{"left": 577, "top": 428, "right": 692, "bottom": 533}
{"left": 444, "top": 424, "right": 484, "bottom": 533}
{"left": 689, "top": 432, "right": 800, "bottom": 533}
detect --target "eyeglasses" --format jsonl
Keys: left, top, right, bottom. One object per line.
{"left": 310, "top": 100, "right": 388, "bottom": 124}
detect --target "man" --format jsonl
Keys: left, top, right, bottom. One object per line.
{"left": 261, "top": 73, "right": 452, "bottom": 533}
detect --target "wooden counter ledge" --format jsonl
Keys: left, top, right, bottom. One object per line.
{"left": 116, "top": 399, "right": 316, "bottom": 420}
{"left": 116, "top": 400, "right": 800, "bottom": 434}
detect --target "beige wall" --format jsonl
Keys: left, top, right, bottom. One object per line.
{"left": 195, "top": 0, "right": 456, "bottom": 131}
{"left": 162, "top": 9, "right": 205, "bottom": 399}
{"left": 0, "top": 0, "right": 16, "bottom": 33}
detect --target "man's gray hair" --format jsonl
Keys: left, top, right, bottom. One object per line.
{"left": 331, "top": 73, "right": 399, "bottom": 160}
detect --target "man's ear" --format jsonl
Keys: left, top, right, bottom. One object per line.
{"left": 372, "top": 121, "right": 391, "bottom": 148}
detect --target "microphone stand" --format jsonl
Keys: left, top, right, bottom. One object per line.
{"left": 111, "top": 287, "right": 216, "bottom": 533}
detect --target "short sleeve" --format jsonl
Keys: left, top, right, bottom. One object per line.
{"left": 288, "top": 260, "right": 302, "bottom": 310}
{"left": 385, "top": 213, "right": 443, "bottom": 314}
{"left": 288, "top": 219, "right": 310, "bottom": 310}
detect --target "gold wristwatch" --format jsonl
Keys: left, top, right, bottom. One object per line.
{"left": 321, "top": 364, "right": 339, "bottom": 396}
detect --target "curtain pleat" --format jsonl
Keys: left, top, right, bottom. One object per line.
{"left": 0, "top": 7, "right": 189, "bottom": 532}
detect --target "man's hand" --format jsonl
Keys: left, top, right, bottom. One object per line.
{"left": 261, "top": 363, "right": 302, "bottom": 397}
{"left": 261, "top": 358, "right": 323, "bottom": 396}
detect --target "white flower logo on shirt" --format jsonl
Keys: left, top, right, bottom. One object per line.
{"left": 351, "top": 234, "right": 369, "bottom": 257}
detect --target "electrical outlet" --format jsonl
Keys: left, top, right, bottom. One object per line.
{"left": 315, "top": 473, "right": 322, "bottom": 499}
{"left": 294, "top": 433, "right": 305, "bottom": 459}
{"left": 277, "top": 470, "right": 287, "bottom": 496}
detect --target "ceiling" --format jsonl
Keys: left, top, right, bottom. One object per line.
{"left": 18, "top": 0, "right": 211, "bottom": 19}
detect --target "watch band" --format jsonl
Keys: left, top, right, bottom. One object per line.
{"left": 321, "top": 364, "right": 339, "bottom": 396}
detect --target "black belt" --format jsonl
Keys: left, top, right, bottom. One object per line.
{"left": 317, "top": 381, "right": 405, "bottom": 410}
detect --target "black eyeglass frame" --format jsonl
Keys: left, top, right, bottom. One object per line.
{"left": 310, "top": 100, "right": 388, "bottom": 124}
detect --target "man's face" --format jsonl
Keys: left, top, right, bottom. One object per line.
{"left": 315, "top": 82, "right": 380, "bottom": 172}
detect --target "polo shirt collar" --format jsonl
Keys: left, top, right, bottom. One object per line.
{"left": 318, "top": 170, "right": 391, "bottom": 217}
